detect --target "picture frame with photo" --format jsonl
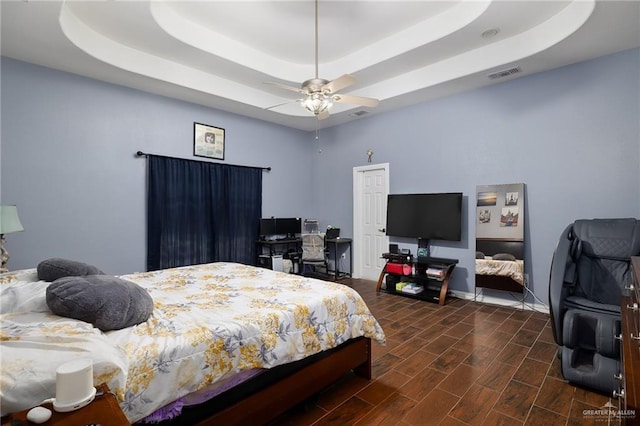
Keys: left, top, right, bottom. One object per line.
{"left": 193, "top": 122, "right": 225, "bottom": 160}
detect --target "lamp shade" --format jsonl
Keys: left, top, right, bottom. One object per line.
{"left": 0, "top": 205, "right": 24, "bottom": 234}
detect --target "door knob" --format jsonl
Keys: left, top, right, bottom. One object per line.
{"left": 378, "top": 228, "right": 386, "bottom": 233}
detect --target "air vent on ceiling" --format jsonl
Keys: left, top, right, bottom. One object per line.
{"left": 349, "top": 110, "right": 369, "bottom": 117}
{"left": 488, "top": 66, "right": 521, "bottom": 80}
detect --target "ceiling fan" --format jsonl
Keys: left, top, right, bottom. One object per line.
{"left": 266, "top": 0, "right": 379, "bottom": 120}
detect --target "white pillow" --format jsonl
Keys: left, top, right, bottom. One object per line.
{"left": 1, "top": 269, "right": 50, "bottom": 314}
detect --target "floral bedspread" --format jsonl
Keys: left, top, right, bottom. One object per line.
{"left": 0, "top": 263, "right": 385, "bottom": 422}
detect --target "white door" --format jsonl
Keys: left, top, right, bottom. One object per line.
{"left": 353, "top": 163, "right": 389, "bottom": 280}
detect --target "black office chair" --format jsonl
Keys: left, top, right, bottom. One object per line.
{"left": 549, "top": 218, "right": 640, "bottom": 394}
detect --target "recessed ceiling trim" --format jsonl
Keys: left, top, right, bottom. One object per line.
{"left": 315, "top": 1, "right": 492, "bottom": 79}
{"left": 150, "top": 1, "right": 311, "bottom": 83}
{"left": 358, "top": 0, "right": 596, "bottom": 101}
{"left": 59, "top": 1, "right": 297, "bottom": 113}
{"left": 152, "top": 1, "right": 491, "bottom": 85}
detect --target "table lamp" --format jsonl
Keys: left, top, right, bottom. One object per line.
{"left": 0, "top": 205, "right": 24, "bottom": 273}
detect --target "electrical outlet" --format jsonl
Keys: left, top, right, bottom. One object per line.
{"left": 341, "top": 253, "right": 346, "bottom": 259}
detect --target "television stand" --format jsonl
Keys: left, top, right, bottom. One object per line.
{"left": 376, "top": 253, "right": 458, "bottom": 305}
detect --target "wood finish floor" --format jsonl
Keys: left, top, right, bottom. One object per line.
{"left": 273, "top": 278, "right": 617, "bottom": 425}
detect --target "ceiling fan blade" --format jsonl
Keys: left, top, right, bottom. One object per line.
{"left": 264, "top": 81, "right": 306, "bottom": 94}
{"left": 265, "top": 99, "right": 300, "bottom": 110}
{"left": 317, "top": 109, "right": 330, "bottom": 120}
{"left": 332, "top": 94, "right": 379, "bottom": 108}
{"left": 322, "top": 74, "right": 356, "bottom": 94}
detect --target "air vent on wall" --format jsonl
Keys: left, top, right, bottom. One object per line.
{"left": 488, "top": 66, "right": 521, "bottom": 80}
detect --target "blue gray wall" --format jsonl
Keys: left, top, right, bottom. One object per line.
{"left": 312, "top": 48, "right": 640, "bottom": 306}
{"left": 1, "top": 58, "right": 314, "bottom": 274}
{"left": 2, "top": 49, "right": 639, "bottom": 308}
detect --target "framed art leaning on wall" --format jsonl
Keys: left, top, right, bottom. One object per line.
{"left": 194, "top": 122, "right": 225, "bottom": 160}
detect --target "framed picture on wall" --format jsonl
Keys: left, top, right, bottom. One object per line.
{"left": 477, "top": 192, "right": 497, "bottom": 206}
{"left": 193, "top": 122, "right": 225, "bottom": 160}
{"left": 500, "top": 207, "right": 519, "bottom": 227}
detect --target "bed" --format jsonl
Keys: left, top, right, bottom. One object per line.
{"left": 475, "top": 238, "right": 525, "bottom": 295}
{"left": 0, "top": 262, "right": 386, "bottom": 424}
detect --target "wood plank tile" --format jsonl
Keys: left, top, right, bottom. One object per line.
{"left": 402, "top": 388, "right": 460, "bottom": 426}
{"left": 496, "top": 319, "right": 524, "bottom": 335}
{"left": 314, "top": 280, "right": 613, "bottom": 426}
{"left": 509, "top": 328, "right": 540, "bottom": 347}
{"left": 391, "top": 337, "right": 431, "bottom": 359}
{"left": 353, "top": 392, "right": 417, "bottom": 426}
{"left": 315, "top": 396, "right": 372, "bottom": 426}
{"left": 527, "top": 341, "right": 557, "bottom": 364}
{"left": 522, "top": 317, "right": 548, "bottom": 333}
{"left": 316, "top": 374, "right": 371, "bottom": 411}
{"left": 567, "top": 399, "right": 612, "bottom": 426}
{"left": 495, "top": 343, "right": 530, "bottom": 366}
{"left": 448, "top": 383, "right": 500, "bottom": 425}
{"left": 394, "top": 349, "right": 437, "bottom": 377}
{"left": 533, "top": 377, "right": 575, "bottom": 416}
{"left": 481, "top": 410, "right": 524, "bottom": 425}
{"left": 372, "top": 352, "right": 403, "bottom": 379}
{"left": 444, "top": 321, "right": 474, "bottom": 339}
{"left": 464, "top": 344, "right": 502, "bottom": 369}
{"left": 376, "top": 368, "right": 412, "bottom": 390}
{"left": 400, "top": 367, "right": 448, "bottom": 401}
{"left": 512, "top": 357, "right": 549, "bottom": 387}
{"left": 432, "top": 348, "right": 471, "bottom": 374}
{"left": 437, "top": 363, "right": 485, "bottom": 397}
{"left": 492, "top": 380, "right": 538, "bottom": 421}
{"left": 525, "top": 405, "right": 567, "bottom": 425}
{"left": 424, "top": 335, "right": 460, "bottom": 356}
{"left": 356, "top": 380, "right": 399, "bottom": 406}
{"left": 418, "top": 323, "right": 451, "bottom": 341}
{"left": 476, "top": 361, "right": 518, "bottom": 392}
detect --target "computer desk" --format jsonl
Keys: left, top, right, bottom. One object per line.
{"left": 325, "top": 237, "right": 352, "bottom": 280}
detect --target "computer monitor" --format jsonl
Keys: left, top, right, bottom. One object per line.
{"left": 276, "top": 218, "right": 301, "bottom": 238}
{"left": 259, "top": 218, "right": 277, "bottom": 237}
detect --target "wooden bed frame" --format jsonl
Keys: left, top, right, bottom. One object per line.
{"left": 146, "top": 336, "right": 372, "bottom": 425}
{"left": 475, "top": 238, "right": 525, "bottom": 296}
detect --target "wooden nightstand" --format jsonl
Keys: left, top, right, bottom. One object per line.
{"left": 2, "top": 383, "right": 130, "bottom": 426}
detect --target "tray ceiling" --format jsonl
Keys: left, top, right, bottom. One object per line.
{"left": 1, "top": 1, "right": 639, "bottom": 131}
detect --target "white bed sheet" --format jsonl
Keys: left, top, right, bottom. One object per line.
{"left": 475, "top": 258, "right": 524, "bottom": 286}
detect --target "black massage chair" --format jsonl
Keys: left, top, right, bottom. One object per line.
{"left": 549, "top": 218, "right": 640, "bottom": 394}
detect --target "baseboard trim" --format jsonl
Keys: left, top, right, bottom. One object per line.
{"left": 450, "top": 289, "right": 550, "bottom": 314}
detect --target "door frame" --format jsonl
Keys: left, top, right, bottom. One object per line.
{"left": 352, "top": 163, "right": 390, "bottom": 279}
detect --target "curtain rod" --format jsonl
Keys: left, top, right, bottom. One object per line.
{"left": 135, "top": 151, "right": 271, "bottom": 171}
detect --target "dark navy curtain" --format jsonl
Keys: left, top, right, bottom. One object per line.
{"left": 146, "top": 155, "right": 262, "bottom": 271}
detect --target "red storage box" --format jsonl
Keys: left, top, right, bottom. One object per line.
{"left": 387, "top": 263, "right": 412, "bottom": 275}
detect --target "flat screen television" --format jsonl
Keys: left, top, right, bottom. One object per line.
{"left": 386, "top": 192, "right": 462, "bottom": 241}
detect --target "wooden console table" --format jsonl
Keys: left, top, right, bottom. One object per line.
{"left": 376, "top": 253, "right": 458, "bottom": 305}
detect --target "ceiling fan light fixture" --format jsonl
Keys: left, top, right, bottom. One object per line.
{"left": 302, "top": 92, "right": 332, "bottom": 115}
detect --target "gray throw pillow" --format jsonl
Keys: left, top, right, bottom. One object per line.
{"left": 46, "top": 275, "right": 153, "bottom": 331}
{"left": 37, "top": 258, "right": 104, "bottom": 282}
{"left": 475, "top": 251, "right": 485, "bottom": 259}
{"left": 492, "top": 253, "right": 517, "bottom": 261}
